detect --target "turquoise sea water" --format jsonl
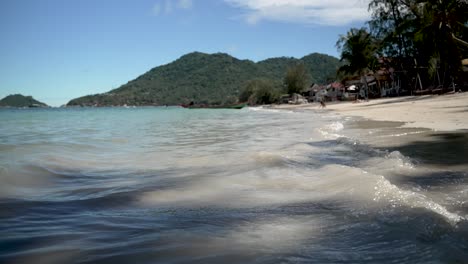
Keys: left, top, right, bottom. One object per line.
{"left": 0, "top": 107, "right": 467, "bottom": 263}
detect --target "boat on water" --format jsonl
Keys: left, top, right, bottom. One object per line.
{"left": 180, "top": 103, "right": 247, "bottom": 109}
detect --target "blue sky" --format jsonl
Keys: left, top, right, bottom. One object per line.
{"left": 0, "top": 0, "right": 370, "bottom": 106}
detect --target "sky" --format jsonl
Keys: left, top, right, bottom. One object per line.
{"left": 0, "top": 0, "right": 370, "bottom": 106}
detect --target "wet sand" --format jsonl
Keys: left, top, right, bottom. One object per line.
{"left": 345, "top": 119, "right": 468, "bottom": 170}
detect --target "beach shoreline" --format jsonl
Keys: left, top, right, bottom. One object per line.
{"left": 271, "top": 92, "right": 468, "bottom": 132}
{"left": 271, "top": 92, "right": 468, "bottom": 171}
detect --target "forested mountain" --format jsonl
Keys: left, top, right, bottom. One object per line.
{"left": 0, "top": 94, "right": 48, "bottom": 107}
{"left": 67, "top": 52, "right": 340, "bottom": 106}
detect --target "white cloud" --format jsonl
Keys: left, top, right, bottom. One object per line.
{"left": 224, "top": 0, "right": 371, "bottom": 26}
{"left": 178, "top": 0, "right": 193, "bottom": 9}
{"left": 152, "top": 0, "right": 193, "bottom": 16}
{"left": 152, "top": 3, "right": 162, "bottom": 16}
{"left": 164, "top": 0, "right": 173, "bottom": 14}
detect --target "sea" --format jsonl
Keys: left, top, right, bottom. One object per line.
{"left": 0, "top": 106, "right": 467, "bottom": 264}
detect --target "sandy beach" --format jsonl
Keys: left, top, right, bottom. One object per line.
{"left": 273, "top": 92, "right": 468, "bottom": 132}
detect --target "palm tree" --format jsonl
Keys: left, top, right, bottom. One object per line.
{"left": 413, "top": 0, "right": 468, "bottom": 86}
{"left": 336, "top": 28, "right": 378, "bottom": 100}
{"left": 367, "top": 0, "right": 468, "bottom": 90}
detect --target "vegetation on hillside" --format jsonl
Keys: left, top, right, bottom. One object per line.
{"left": 67, "top": 52, "right": 341, "bottom": 106}
{"left": 239, "top": 79, "right": 282, "bottom": 105}
{"left": 0, "top": 94, "right": 48, "bottom": 107}
{"left": 284, "top": 63, "right": 311, "bottom": 94}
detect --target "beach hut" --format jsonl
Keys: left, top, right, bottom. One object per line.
{"left": 302, "top": 83, "right": 319, "bottom": 101}
{"left": 329, "top": 82, "right": 345, "bottom": 100}
{"left": 342, "top": 85, "right": 359, "bottom": 101}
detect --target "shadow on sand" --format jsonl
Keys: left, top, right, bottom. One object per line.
{"left": 381, "top": 131, "right": 468, "bottom": 167}
{"left": 359, "top": 95, "right": 436, "bottom": 107}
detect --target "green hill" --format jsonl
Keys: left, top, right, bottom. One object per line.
{"left": 67, "top": 52, "right": 341, "bottom": 106}
{"left": 0, "top": 94, "right": 48, "bottom": 107}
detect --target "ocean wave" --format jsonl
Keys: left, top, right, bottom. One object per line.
{"left": 0, "top": 164, "right": 55, "bottom": 198}
{"left": 373, "top": 175, "right": 464, "bottom": 224}
{"left": 313, "top": 120, "right": 463, "bottom": 225}
{"left": 2, "top": 107, "right": 467, "bottom": 263}
{"left": 385, "top": 151, "right": 415, "bottom": 168}
{"left": 250, "top": 151, "right": 289, "bottom": 168}
{"left": 331, "top": 136, "right": 416, "bottom": 170}
{"left": 317, "top": 121, "right": 346, "bottom": 139}
{"left": 248, "top": 106, "right": 295, "bottom": 114}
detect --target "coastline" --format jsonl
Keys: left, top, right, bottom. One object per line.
{"left": 271, "top": 92, "right": 468, "bottom": 132}
{"left": 271, "top": 92, "right": 468, "bottom": 170}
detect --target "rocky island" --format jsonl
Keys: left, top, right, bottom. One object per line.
{"left": 0, "top": 94, "right": 48, "bottom": 108}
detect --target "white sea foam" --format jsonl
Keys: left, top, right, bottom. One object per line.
{"left": 373, "top": 176, "right": 464, "bottom": 224}
{"left": 328, "top": 122, "right": 345, "bottom": 132}
{"left": 376, "top": 130, "right": 427, "bottom": 138}
{"left": 385, "top": 151, "right": 415, "bottom": 168}
{"left": 317, "top": 121, "right": 346, "bottom": 139}
{"left": 312, "top": 120, "right": 461, "bottom": 225}
{"left": 248, "top": 106, "right": 294, "bottom": 114}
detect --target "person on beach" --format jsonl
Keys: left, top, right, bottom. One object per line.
{"left": 319, "top": 99, "right": 326, "bottom": 108}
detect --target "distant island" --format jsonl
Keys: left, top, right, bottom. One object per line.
{"left": 67, "top": 52, "right": 341, "bottom": 107}
{"left": 0, "top": 94, "right": 48, "bottom": 108}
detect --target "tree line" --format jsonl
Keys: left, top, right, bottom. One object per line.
{"left": 337, "top": 0, "right": 468, "bottom": 92}
{"left": 238, "top": 63, "right": 311, "bottom": 105}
